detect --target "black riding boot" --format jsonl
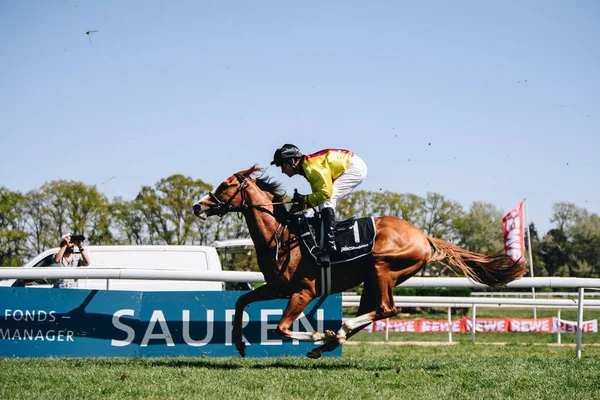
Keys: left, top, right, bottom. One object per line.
{"left": 321, "top": 207, "right": 337, "bottom": 255}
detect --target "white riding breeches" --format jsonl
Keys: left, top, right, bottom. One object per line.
{"left": 319, "top": 155, "right": 368, "bottom": 211}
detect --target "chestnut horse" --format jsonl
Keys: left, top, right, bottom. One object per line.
{"left": 193, "top": 166, "right": 527, "bottom": 358}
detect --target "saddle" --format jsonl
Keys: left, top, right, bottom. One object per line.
{"left": 292, "top": 214, "right": 376, "bottom": 265}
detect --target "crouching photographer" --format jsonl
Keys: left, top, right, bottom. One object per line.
{"left": 53, "top": 233, "right": 91, "bottom": 288}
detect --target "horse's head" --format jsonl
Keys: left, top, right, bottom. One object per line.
{"left": 193, "top": 166, "right": 260, "bottom": 220}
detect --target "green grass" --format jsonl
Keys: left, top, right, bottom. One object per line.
{"left": 2, "top": 344, "right": 599, "bottom": 400}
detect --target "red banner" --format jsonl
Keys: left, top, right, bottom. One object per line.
{"left": 510, "top": 318, "right": 553, "bottom": 333}
{"left": 465, "top": 318, "right": 509, "bottom": 332}
{"left": 420, "top": 318, "right": 464, "bottom": 333}
{"left": 354, "top": 317, "right": 599, "bottom": 333}
{"left": 503, "top": 202, "right": 525, "bottom": 263}
{"left": 557, "top": 319, "right": 598, "bottom": 333}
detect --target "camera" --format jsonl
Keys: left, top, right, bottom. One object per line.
{"left": 70, "top": 234, "right": 86, "bottom": 242}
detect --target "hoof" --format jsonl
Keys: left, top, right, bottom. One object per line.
{"left": 306, "top": 350, "right": 322, "bottom": 359}
{"left": 311, "top": 330, "right": 337, "bottom": 342}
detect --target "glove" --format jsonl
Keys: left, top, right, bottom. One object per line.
{"left": 292, "top": 190, "right": 307, "bottom": 210}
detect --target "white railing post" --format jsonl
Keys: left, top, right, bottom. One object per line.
{"left": 557, "top": 309, "right": 561, "bottom": 345}
{"left": 385, "top": 318, "right": 389, "bottom": 342}
{"left": 447, "top": 307, "right": 452, "bottom": 343}
{"left": 471, "top": 304, "right": 477, "bottom": 343}
{"left": 576, "top": 288, "right": 584, "bottom": 359}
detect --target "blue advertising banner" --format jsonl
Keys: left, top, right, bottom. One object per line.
{"left": 0, "top": 288, "right": 342, "bottom": 358}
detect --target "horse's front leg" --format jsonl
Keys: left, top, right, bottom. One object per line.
{"left": 307, "top": 324, "right": 368, "bottom": 359}
{"left": 311, "top": 304, "right": 396, "bottom": 355}
{"left": 233, "top": 284, "right": 279, "bottom": 357}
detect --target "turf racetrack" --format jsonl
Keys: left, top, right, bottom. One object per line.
{"left": 2, "top": 343, "right": 599, "bottom": 400}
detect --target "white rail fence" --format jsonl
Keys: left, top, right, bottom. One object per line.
{"left": 342, "top": 295, "right": 600, "bottom": 348}
{"left": 1, "top": 268, "right": 599, "bottom": 359}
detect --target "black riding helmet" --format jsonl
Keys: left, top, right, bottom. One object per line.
{"left": 270, "top": 144, "right": 303, "bottom": 166}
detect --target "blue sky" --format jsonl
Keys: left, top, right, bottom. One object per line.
{"left": 1, "top": 1, "right": 598, "bottom": 235}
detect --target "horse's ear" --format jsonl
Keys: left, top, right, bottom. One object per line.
{"left": 237, "top": 165, "right": 263, "bottom": 179}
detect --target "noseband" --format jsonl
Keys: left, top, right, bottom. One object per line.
{"left": 207, "top": 173, "right": 250, "bottom": 216}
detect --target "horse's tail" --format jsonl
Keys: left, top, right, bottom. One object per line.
{"left": 427, "top": 237, "right": 528, "bottom": 287}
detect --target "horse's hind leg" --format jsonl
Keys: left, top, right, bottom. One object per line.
{"left": 307, "top": 281, "right": 378, "bottom": 359}
{"left": 307, "top": 257, "right": 419, "bottom": 358}
{"left": 339, "top": 251, "right": 430, "bottom": 343}
{"left": 336, "top": 259, "right": 400, "bottom": 340}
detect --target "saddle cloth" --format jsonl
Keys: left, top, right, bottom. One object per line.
{"left": 298, "top": 216, "right": 376, "bottom": 265}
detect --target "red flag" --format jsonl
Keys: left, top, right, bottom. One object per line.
{"left": 503, "top": 202, "right": 525, "bottom": 262}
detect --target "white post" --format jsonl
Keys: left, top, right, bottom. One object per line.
{"left": 557, "top": 309, "right": 561, "bottom": 345}
{"left": 524, "top": 199, "right": 537, "bottom": 320}
{"left": 471, "top": 304, "right": 477, "bottom": 343}
{"left": 447, "top": 307, "right": 453, "bottom": 343}
{"left": 385, "top": 317, "right": 389, "bottom": 342}
{"left": 576, "top": 288, "right": 584, "bottom": 360}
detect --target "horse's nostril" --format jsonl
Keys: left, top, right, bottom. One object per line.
{"left": 193, "top": 204, "right": 201, "bottom": 214}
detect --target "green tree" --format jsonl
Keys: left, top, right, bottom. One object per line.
{"left": 526, "top": 222, "right": 548, "bottom": 277}
{"left": 396, "top": 193, "right": 427, "bottom": 226}
{"left": 539, "top": 202, "right": 600, "bottom": 278}
{"left": 23, "top": 190, "right": 54, "bottom": 254}
{"left": 111, "top": 197, "right": 147, "bottom": 244}
{"left": 454, "top": 201, "right": 504, "bottom": 254}
{"left": 136, "top": 174, "right": 211, "bottom": 245}
{"left": 368, "top": 191, "right": 426, "bottom": 225}
{"left": 337, "top": 190, "right": 373, "bottom": 219}
{"left": 0, "top": 188, "right": 28, "bottom": 266}
{"left": 41, "top": 181, "right": 71, "bottom": 240}
{"left": 25, "top": 181, "right": 113, "bottom": 248}
{"left": 337, "top": 190, "right": 426, "bottom": 226}
{"left": 212, "top": 213, "right": 250, "bottom": 243}
{"left": 421, "top": 192, "right": 463, "bottom": 241}
{"left": 538, "top": 228, "right": 572, "bottom": 276}
{"left": 550, "top": 202, "right": 579, "bottom": 232}
{"left": 569, "top": 208, "right": 600, "bottom": 278}
{"left": 62, "top": 182, "right": 112, "bottom": 244}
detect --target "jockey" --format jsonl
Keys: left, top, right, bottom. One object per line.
{"left": 270, "top": 144, "right": 368, "bottom": 256}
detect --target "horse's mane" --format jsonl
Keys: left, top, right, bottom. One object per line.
{"left": 255, "top": 176, "right": 286, "bottom": 203}
{"left": 240, "top": 166, "right": 289, "bottom": 221}
{"left": 239, "top": 166, "right": 286, "bottom": 202}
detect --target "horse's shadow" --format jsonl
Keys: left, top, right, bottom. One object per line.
{"left": 143, "top": 358, "right": 385, "bottom": 371}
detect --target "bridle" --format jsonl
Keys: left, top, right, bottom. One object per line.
{"left": 207, "top": 173, "right": 250, "bottom": 216}
{"left": 206, "top": 173, "right": 290, "bottom": 217}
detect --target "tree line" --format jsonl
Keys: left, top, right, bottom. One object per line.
{"left": 1, "top": 175, "right": 599, "bottom": 278}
